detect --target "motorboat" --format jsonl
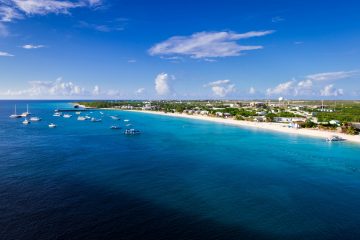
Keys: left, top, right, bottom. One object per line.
{"left": 326, "top": 135, "right": 345, "bottom": 142}
{"left": 110, "top": 126, "right": 121, "bottom": 130}
{"left": 77, "top": 116, "right": 87, "bottom": 121}
{"left": 22, "top": 118, "right": 31, "bottom": 125}
{"left": 85, "top": 116, "right": 91, "bottom": 120}
{"left": 63, "top": 114, "right": 72, "bottom": 118}
{"left": 110, "top": 116, "right": 120, "bottom": 120}
{"left": 124, "top": 129, "right": 141, "bottom": 135}
{"left": 53, "top": 112, "right": 62, "bottom": 117}
{"left": 48, "top": 123, "right": 57, "bottom": 128}
{"left": 124, "top": 119, "right": 130, "bottom": 122}
{"left": 9, "top": 105, "right": 22, "bottom": 119}
{"left": 126, "top": 124, "right": 132, "bottom": 127}
{"left": 30, "top": 117, "right": 41, "bottom": 122}
{"left": 91, "top": 118, "right": 102, "bottom": 122}
{"left": 75, "top": 111, "right": 81, "bottom": 115}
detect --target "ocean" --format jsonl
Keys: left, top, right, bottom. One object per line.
{"left": 1, "top": 100, "right": 360, "bottom": 240}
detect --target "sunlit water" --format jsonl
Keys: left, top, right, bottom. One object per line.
{"left": 1, "top": 100, "right": 360, "bottom": 240}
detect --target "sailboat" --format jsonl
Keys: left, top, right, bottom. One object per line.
{"left": 21, "top": 104, "right": 31, "bottom": 117}
{"left": 9, "top": 105, "right": 22, "bottom": 118}
{"left": 22, "top": 118, "right": 31, "bottom": 125}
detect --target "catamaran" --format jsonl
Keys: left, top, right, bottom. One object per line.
{"left": 9, "top": 105, "right": 22, "bottom": 118}
{"left": 21, "top": 104, "right": 31, "bottom": 117}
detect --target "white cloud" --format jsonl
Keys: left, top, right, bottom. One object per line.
{"left": 271, "top": 16, "right": 284, "bottom": 23}
{"left": 266, "top": 80, "right": 294, "bottom": 96}
{"left": 205, "top": 79, "right": 236, "bottom": 97}
{"left": 249, "top": 87, "right": 256, "bottom": 94}
{"left": 155, "top": 72, "right": 173, "bottom": 95}
{"left": 135, "top": 88, "right": 145, "bottom": 94}
{"left": 128, "top": 59, "right": 136, "bottom": 63}
{"left": 320, "top": 84, "right": 344, "bottom": 97}
{"left": 149, "top": 30, "right": 274, "bottom": 59}
{"left": 0, "top": 0, "right": 102, "bottom": 22}
{"left": 0, "top": 51, "right": 14, "bottom": 57}
{"left": 2, "top": 77, "right": 104, "bottom": 98}
{"left": 92, "top": 85, "right": 100, "bottom": 95}
{"left": 22, "top": 44, "right": 45, "bottom": 49}
{"left": 306, "top": 71, "right": 357, "bottom": 81}
{"left": 0, "top": 22, "right": 9, "bottom": 37}
{"left": 77, "top": 19, "right": 126, "bottom": 32}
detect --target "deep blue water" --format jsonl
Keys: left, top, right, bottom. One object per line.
{"left": 1, "top": 100, "right": 360, "bottom": 240}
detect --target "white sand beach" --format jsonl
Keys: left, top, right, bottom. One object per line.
{"left": 124, "top": 110, "right": 360, "bottom": 145}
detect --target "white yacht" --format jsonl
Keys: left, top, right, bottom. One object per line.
{"left": 110, "top": 116, "right": 120, "bottom": 120}
{"left": 124, "top": 119, "right": 130, "bottom": 122}
{"left": 124, "top": 129, "right": 141, "bottom": 135}
{"left": 91, "top": 118, "right": 102, "bottom": 122}
{"left": 110, "top": 125, "right": 121, "bottom": 130}
{"left": 77, "top": 116, "right": 86, "bottom": 121}
{"left": 22, "top": 118, "right": 31, "bottom": 125}
{"left": 49, "top": 123, "right": 57, "bottom": 128}
{"left": 21, "top": 104, "right": 31, "bottom": 117}
{"left": 9, "top": 105, "right": 22, "bottom": 119}
{"left": 75, "top": 111, "right": 81, "bottom": 115}
{"left": 63, "top": 114, "right": 72, "bottom": 118}
{"left": 30, "top": 117, "right": 41, "bottom": 122}
{"left": 53, "top": 112, "right": 62, "bottom": 117}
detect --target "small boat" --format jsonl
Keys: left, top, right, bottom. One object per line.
{"left": 30, "top": 117, "right": 41, "bottom": 122}
{"left": 9, "top": 105, "right": 22, "bottom": 119}
{"left": 22, "top": 118, "right": 31, "bottom": 125}
{"left": 124, "top": 119, "right": 130, "bottom": 122}
{"left": 75, "top": 111, "right": 81, "bottom": 115}
{"left": 326, "top": 135, "right": 345, "bottom": 142}
{"left": 91, "top": 118, "right": 102, "bottom": 122}
{"left": 100, "top": 112, "right": 104, "bottom": 115}
{"left": 48, "top": 123, "right": 57, "bottom": 128}
{"left": 77, "top": 116, "right": 87, "bottom": 121}
{"left": 85, "top": 116, "right": 91, "bottom": 120}
{"left": 124, "top": 129, "right": 141, "bottom": 135}
{"left": 110, "top": 116, "right": 120, "bottom": 120}
{"left": 110, "top": 126, "right": 121, "bottom": 130}
{"left": 63, "top": 114, "right": 72, "bottom": 118}
{"left": 21, "top": 104, "right": 31, "bottom": 117}
{"left": 126, "top": 124, "right": 132, "bottom": 127}
{"left": 53, "top": 112, "right": 62, "bottom": 117}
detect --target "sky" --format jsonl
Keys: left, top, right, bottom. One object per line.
{"left": 0, "top": 0, "right": 360, "bottom": 100}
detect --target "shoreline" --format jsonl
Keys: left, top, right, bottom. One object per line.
{"left": 114, "top": 109, "right": 360, "bottom": 145}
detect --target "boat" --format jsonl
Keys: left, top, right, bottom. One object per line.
{"left": 9, "top": 105, "right": 22, "bottom": 118}
{"left": 85, "top": 116, "right": 91, "bottom": 120}
{"left": 30, "top": 117, "right": 41, "bottom": 122}
{"left": 124, "top": 119, "right": 130, "bottom": 122}
{"left": 110, "top": 116, "right": 120, "bottom": 120}
{"left": 124, "top": 129, "right": 141, "bottom": 135}
{"left": 48, "top": 123, "right": 57, "bottom": 128}
{"left": 53, "top": 112, "right": 62, "bottom": 117}
{"left": 75, "top": 111, "right": 81, "bottom": 115}
{"left": 326, "top": 135, "right": 345, "bottom": 142}
{"left": 21, "top": 104, "right": 31, "bottom": 117}
{"left": 100, "top": 112, "right": 104, "bottom": 115}
{"left": 110, "top": 126, "right": 121, "bottom": 130}
{"left": 22, "top": 118, "right": 31, "bottom": 125}
{"left": 91, "top": 118, "right": 102, "bottom": 122}
{"left": 63, "top": 114, "right": 72, "bottom": 118}
{"left": 77, "top": 116, "right": 87, "bottom": 121}
{"left": 126, "top": 124, "right": 132, "bottom": 127}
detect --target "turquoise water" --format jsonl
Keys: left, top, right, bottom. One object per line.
{"left": 1, "top": 100, "right": 360, "bottom": 240}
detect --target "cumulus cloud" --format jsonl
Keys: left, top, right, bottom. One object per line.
{"left": 76, "top": 18, "right": 127, "bottom": 32}
{"left": 266, "top": 70, "right": 357, "bottom": 97}
{"left": 149, "top": 30, "right": 274, "bottom": 59}
{"left": 155, "top": 72, "right": 173, "bottom": 95}
{"left": 249, "top": 87, "right": 256, "bottom": 94}
{"left": 2, "top": 77, "right": 102, "bottom": 98}
{"left": 204, "top": 79, "right": 236, "bottom": 97}
{"left": 266, "top": 80, "right": 294, "bottom": 96}
{"left": 320, "top": 84, "right": 344, "bottom": 97}
{"left": 0, "top": 51, "right": 14, "bottom": 56}
{"left": 135, "top": 88, "right": 145, "bottom": 94}
{"left": 0, "top": 0, "right": 102, "bottom": 22}
{"left": 22, "top": 44, "right": 45, "bottom": 49}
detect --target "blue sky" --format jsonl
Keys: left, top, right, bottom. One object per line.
{"left": 0, "top": 0, "right": 359, "bottom": 99}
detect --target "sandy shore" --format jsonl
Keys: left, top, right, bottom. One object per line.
{"left": 119, "top": 110, "right": 360, "bottom": 145}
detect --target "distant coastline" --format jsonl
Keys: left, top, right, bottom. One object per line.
{"left": 114, "top": 109, "right": 360, "bottom": 145}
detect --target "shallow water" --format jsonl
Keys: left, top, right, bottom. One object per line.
{"left": 1, "top": 100, "right": 360, "bottom": 240}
